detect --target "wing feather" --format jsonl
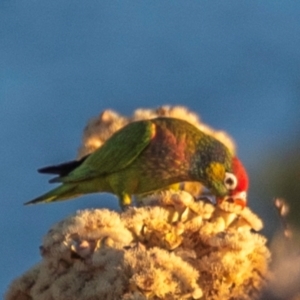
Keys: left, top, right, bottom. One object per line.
{"left": 59, "top": 120, "right": 155, "bottom": 183}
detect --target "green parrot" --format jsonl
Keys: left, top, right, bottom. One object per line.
{"left": 25, "top": 117, "right": 248, "bottom": 209}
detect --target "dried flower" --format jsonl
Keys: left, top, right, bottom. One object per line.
{"left": 6, "top": 191, "right": 269, "bottom": 300}
{"left": 77, "top": 109, "right": 128, "bottom": 159}
{"left": 260, "top": 198, "right": 300, "bottom": 300}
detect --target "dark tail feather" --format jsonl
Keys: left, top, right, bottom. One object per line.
{"left": 38, "top": 155, "right": 89, "bottom": 177}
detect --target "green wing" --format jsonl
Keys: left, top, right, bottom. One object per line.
{"left": 60, "top": 120, "right": 155, "bottom": 182}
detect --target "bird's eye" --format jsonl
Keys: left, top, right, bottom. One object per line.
{"left": 224, "top": 172, "right": 237, "bottom": 190}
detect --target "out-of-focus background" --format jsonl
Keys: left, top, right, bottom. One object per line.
{"left": 1, "top": 1, "right": 300, "bottom": 295}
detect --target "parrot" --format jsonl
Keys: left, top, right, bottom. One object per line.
{"left": 25, "top": 117, "right": 249, "bottom": 210}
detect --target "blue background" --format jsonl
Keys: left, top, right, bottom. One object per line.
{"left": 1, "top": 1, "right": 300, "bottom": 295}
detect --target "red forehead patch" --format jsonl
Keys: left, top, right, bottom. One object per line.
{"left": 232, "top": 157, "right": 249, "bottom": 192}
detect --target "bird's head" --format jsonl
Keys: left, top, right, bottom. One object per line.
{"left": 205, "top": 157, "right": 249, "bottom": 207}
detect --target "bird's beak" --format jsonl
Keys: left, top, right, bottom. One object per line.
{"left": 216, "top": 191, "right": 247, "bottom": 208}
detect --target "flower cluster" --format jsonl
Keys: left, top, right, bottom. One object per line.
{"left": 6, "top": 191, "right": 269, "bottom": 300}
{"left": 77, "top": 105, "right": 235, "bottom": 159}
{"left": 260, "top": 198, "right": 300, "bottom": 300}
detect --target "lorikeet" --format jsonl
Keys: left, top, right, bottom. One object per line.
{"left": 25, "top": 117, "right": 248, "bottom": 209}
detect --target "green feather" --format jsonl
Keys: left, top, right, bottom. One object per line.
{"left": 26, "top": 117, "right": 233, "bottom": 210}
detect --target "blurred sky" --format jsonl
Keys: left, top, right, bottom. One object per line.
{"left": 1, "top": 0, "right": 300, "bottom": 295}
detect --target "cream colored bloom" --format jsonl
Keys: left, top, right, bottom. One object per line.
{"left": 77, "top": 109, "right": 128, "bottom": 158}
{"left": 79, "top": 105, "right": 236, "bottom": 155}
{"left": 6, "top": 191, "right": 269, "bottom": 300}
